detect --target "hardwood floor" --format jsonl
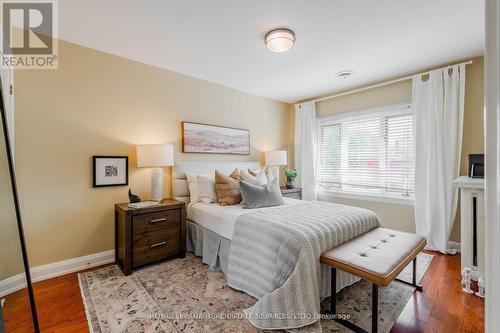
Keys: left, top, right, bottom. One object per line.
{"left": 390, "top": 251, "right": 484, "bottom": 333}
{"left": 3, "top": 252, "right": 484, "bottom": 333}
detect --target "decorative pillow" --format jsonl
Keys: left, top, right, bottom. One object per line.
{"left": 241, "top": 168, "right": 268, "bottom": 186}
{"left": 248, "top": 167, "right": 275, "bottom": 183}
{"left": 264, "top": 167, "right": 276, "bottom": 182}
{"left": 247, "top": 169, "right": 258, "bottom": 176}
{"left": 197, "top": 174, "right": 218, "bottom": 204}
{"left": 215, "top": 169, "right": 242, "bottom": 206}
{"left": 240, "top": 179, "right": 284, "bottom": 209}
{"left": 186, "top": 173, "right": 201, "bottom": 204}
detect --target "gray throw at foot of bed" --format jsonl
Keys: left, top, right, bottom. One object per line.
{"left": 227, "top": 201, "right": 381, "bottom": 330}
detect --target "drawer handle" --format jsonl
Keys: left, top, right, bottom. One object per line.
{"left": 150, "top": 218, "right": 167, "bottom": 224}
{"left": 150, "top": 241, "right": 167, "bottom": 249}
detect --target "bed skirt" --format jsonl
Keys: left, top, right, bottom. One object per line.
{"left": 186, "top": 219, "right": 360, "bottom": 300}
{"left": 186, "top": 220, "right": 232, "bottom": 275}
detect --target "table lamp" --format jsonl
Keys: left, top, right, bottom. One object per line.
{"left": 136, "top": 144, "right": 174, "bottom": 201}
{"left": 265, "top": 150, "right": 287, "bottom": 183}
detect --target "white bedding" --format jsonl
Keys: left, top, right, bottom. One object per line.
{"left": 186, "top": 198, "right": 303, "bottom": 240}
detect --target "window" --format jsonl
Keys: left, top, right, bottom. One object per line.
{"left": 317, "top": 103, "right": 414, "bottom": 199}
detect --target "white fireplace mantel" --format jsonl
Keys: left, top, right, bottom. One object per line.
{"left": 453, "top": 176, "right": 485, "bottom": 189}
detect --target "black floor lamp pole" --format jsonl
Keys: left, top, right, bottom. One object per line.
{"left": 0, "top": 77, "right": 40, "bottom": 332}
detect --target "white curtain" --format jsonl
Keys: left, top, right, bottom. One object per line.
{"left": 413, "top": 64, "right": 465, "bottom": 253}
{"left": 294, "top": 102, "right": 317, "bottom": 201}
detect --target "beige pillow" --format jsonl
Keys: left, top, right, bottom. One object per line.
{"left": 215, "top": 169, "right": 242, "bottom": 206}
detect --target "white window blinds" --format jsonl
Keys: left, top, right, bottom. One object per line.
{"left": 317, "top": 104, "right": 414, "bottom": 197}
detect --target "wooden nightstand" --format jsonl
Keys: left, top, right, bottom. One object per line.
{"left": 281, "top": 187, "right": 302, "bottom": 200}
{"left": 115, "top": 199, "right": 186, "bottom": 275}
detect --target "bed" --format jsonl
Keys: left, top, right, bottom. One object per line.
{"left": 172, "top": 161, "right": 381, "bottom": 330}
{"left": 185, "top": 197, "right": 303, "bottom": 274}
{"left": 174, "top": 161, "right": 283, "bottom": 272}
{"left": 188, "top": 197, "right": 303, "bottom": 240}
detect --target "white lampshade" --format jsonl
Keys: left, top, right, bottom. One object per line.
{"left": 265, "top": 150, "right": 287, "bottom": 166}
{"left": 136, "top": 144, "right": 174, "bottom": 167}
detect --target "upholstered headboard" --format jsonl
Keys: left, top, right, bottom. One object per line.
{"left": 172, "top": 161, "right": 261, "bottom": 202}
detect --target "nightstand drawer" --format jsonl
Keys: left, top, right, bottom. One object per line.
{"left": 281, "top": 187, "right": 302, "bottom": 200}
{"left": 133, "top": 229, "right": 180, "bottom": 267}
{"left": 132, "top": 210, "right": 180, "bottom": 235}
{"left": 282, "top": 192, "right": 301, "bottom": 200}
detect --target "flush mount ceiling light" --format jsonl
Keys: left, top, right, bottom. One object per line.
{"left": 265, "top": 28, "right": 295, "bottom": 53}
{"left": 336, "top": 70, "right": 355, "bottom": 79}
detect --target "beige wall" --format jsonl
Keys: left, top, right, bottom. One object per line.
{"left": 316, "top": 80, "right": 413, "bottom": 117}
{"left": 0, "top": 125, "right": 25, "bottom": 280}
{"left": 308, "top": 57, "right": 484, "bottom": 242}
{"left": 0, "top": 39, "right": 290, "bottom": 275}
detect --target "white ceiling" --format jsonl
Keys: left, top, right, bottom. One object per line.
{"left": 59, "top": 0, "right": 484, "bottom": 103}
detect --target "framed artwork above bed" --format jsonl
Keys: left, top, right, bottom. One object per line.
{"left": 182, "top": 121, "right": 250, "bottom": 155}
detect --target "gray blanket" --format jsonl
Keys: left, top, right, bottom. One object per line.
{"left": 227, "top": 201, "right": 381, "bottom": 330}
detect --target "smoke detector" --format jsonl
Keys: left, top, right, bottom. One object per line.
{"left": 336, "top": 70, "right": 355, "bottom": 79}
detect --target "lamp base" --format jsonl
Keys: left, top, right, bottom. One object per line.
{"left": 151, "top": 168, "right": 163, "bottom": 202}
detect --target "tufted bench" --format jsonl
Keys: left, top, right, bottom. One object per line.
{"left": 320, "top": 227, "right": 426, "bottom": 333}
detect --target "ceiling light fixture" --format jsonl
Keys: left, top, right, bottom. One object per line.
{"left": 265, "top": 28, "right": 295, "bottom": 53}
{"left": 336, "top": 70, "right": 355, "bottom": 79}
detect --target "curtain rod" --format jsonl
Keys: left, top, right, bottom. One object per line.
{"left": 302, "top": 60, "right": 473, "bottom": 104}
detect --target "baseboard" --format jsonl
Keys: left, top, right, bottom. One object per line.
{"left": 448, "top": 241, "right": 461, "bottom": 253}
{"left": 0, "top": 249, "right": 114, "bottom": 298}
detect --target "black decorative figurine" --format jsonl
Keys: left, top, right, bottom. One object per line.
{"left": 128, "top": 189, "right": 141, "bottom": 203}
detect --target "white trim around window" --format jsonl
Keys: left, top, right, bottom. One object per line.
{"left": 316, "top": 102, "right": 414, "bottom": 204}
{"left": 317, "top": 189, "right": 414, "bottom": 206}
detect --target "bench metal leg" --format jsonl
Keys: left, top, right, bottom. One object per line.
{"left": 372, "top": 284, "right": 378, "bottom": 333}
{"left": 331, "top": 267, "right": 336, "bottom": 314}
{"left": 328, "top": 257, "right": 422, "bottom": 332}
{"left": 395, "top": 257, "right": 423, "bottom": 291}
{"left": 329, "top": 267, "right": 376, "bottom": 333}
{"left": 413, "top": 256, "right": 417, "bottom": 285}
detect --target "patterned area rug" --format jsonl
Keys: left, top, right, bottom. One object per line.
{"left": 79, "top": 253, "right": 433, "bottom": 333}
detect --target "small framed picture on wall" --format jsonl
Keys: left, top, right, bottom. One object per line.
{"left": 92, "top": 156, "right": 129, "bottom": 187}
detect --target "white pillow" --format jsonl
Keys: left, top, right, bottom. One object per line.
{"left": 186, "top": 173, "right": 201, "bottom": 204}
{"left": 241, "top": 169, "right": 268, "bottom": 186}
{"left": 197, "top": 174, "right": 218, "bottom": 204}
{"left": 247, "top": 167, "right": 275, "bottom": 182}
{"left": 264, "top": 166, "right": 276, "bottom": 183}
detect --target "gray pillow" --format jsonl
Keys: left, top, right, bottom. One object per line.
{"left": 240, "top": 179, "right": 284, "bottom": 209}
